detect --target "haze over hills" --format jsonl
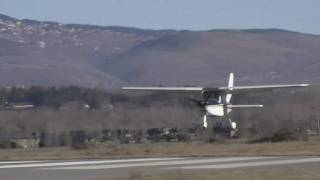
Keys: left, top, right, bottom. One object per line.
{"left": 0, "top": 13, "right": 319, "bottom": 88}
{"left": 0, "top": 14, "right": 173, "bottom": 88}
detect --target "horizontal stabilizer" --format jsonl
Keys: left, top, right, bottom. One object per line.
{"left": 227, "top": 104, "right": 264, "bottom": 108}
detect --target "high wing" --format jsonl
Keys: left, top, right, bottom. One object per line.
{"left": 122, "top": 87, "right": 204, "bottom": 92}
{"left": 122, "top": 73, "right": 309, "bottom": 93}
{"left": 216, "top": 84, "right": 309, "bottom": 93}
{"left": 122, "top": 84, "right": 309, "bottom": 93}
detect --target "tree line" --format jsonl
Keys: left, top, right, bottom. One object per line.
{"left": 0, "top": 86, "right": 110, "bottom": 109}
{"left": 0, "top": 85, "right": 319, "bottom": 141}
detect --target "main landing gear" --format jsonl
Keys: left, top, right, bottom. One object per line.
{"left": 203, "top": 115, "right": 237, "bottom": 130}
{"left": 228, "top": 118, "right": 237, "bottom": 130}
{"left": 203, "top": 115, "right": 208, "bottom": 129}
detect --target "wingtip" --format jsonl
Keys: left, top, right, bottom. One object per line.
{"left": 301, "top": 84, "right": 310, "bottom": 87}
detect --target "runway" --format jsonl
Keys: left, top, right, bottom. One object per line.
{"left": 1, "top": 156, "right": 320, "bottom": 180}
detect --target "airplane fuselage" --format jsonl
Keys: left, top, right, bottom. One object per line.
{"left": 205, "top": 103, "right": 232, "bottom": 117}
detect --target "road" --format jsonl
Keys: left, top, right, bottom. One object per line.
{"left": 0, "top": 156, "right": 320, "bottom": 180}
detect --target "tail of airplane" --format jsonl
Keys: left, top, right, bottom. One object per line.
{"left": 225, "top": 73, "right": 263, "bottom": 112}
{"left": 228, "top": 73, "right": 234, "bottom": 88}
{"left": 226, "top": 73, "right": 234, "bottom": 103}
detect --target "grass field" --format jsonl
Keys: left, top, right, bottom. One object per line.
{"left": 0, "top": 137, "right": 319, "bottom": 160}
{"left": 1, "top": 139, "right": 320, "bottom": 161}
{"left": 1, "top": 138, "right": 320, "bottom": 180}
{"left": 101, "top": 164, "right": 320, "bottom": 180}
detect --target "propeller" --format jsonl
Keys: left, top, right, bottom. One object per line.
{"left": 186, "top": 98, "right": 206, "bottom": 108}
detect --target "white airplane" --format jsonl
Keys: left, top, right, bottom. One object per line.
{"left": 122, "top": 73, "right": 309, "bottom": 129}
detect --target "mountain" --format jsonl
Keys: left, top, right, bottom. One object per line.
{"left": 0, "top": 13, "right": 319, "bottom": 88}
{"left": 0, "top": 14, "right": 174, "bottom": 88}
{"left": 104, "top": 30, "right": 320, "bottom": 86}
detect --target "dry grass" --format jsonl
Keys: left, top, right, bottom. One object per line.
{"left": 103, "top": 164, "right": 320, "bottom": 180}
{"left": 0, "top": 137, "right": 320, "bottom": 160}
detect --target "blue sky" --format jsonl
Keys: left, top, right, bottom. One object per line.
{"left": 0, "top": 0, "right": 319, "bottom": 34}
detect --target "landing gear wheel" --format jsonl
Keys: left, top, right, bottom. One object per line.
{"left": 203, "top": 115, "right": 208, "bottom": 129}
{"left": 228, "top": 119, "right": 237, "bottom": 130}
{"left": 228, "top": 118, "right": 238, "bottom": 138}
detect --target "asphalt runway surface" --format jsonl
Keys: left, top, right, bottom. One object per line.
{"left": 1, "top": 156, "right": 320, "bottom": 180}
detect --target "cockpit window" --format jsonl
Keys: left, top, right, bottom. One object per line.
{"left": 207, "top": 98, "right": 219, "bottom": 104}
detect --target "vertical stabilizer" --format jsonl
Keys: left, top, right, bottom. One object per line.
{"left": 228, "top": 73, "right": 234, "bottom": 89}
{"left": 226, "top": 73, "right": 234, "bottom": 103}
